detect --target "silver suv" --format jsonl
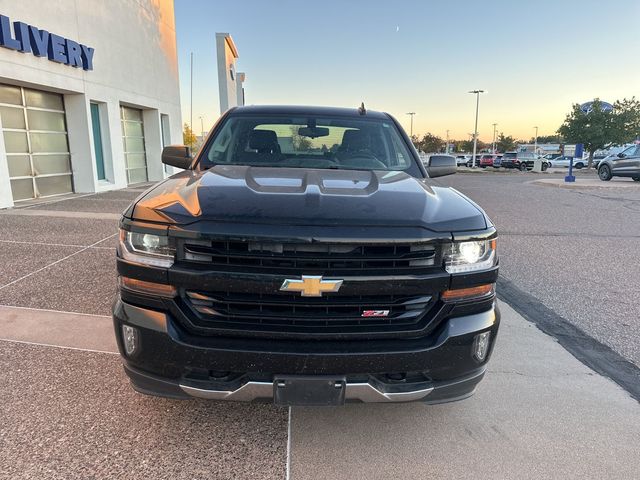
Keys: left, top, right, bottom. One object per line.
{"left": 597, "top": 144, "right": 640, "bottom": 182}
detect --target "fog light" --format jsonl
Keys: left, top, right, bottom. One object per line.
{"left": 473, "top": 331, "right": 491, "bottom": 362}
{"left": 122, "top": 324, "right": 139, "bottom": 356}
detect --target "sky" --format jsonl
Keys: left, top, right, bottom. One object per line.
{"left": 174, "top": 0, "right": 640, "bottom": 142}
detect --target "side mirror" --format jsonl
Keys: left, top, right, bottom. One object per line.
{"left": 162, "top": 145, "right": 193, "bottom": 169}
{"left": 617, "top": 152, "right": 626, "bottom": 158}
{"left": 426, "top": 155, "right": 457, "bottom": 178}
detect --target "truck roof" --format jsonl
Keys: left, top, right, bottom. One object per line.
{"left": 230, "top": 105, "right": 390, "bottom": 120}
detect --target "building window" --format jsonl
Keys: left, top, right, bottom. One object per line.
{"left": 120, "top": 105, "right": 148, "bottom": 184}
{"left": 90, "top": 103, "right": 106, "bottom": 181}
{"left": 0, "top": 83, "right": 73, "bottom": 201}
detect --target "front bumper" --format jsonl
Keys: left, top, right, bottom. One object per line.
{"left": 113, "top": 297, "right": 500, "bottom": 405}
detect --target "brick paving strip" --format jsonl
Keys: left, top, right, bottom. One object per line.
{"left": 0, "top": 305, "right": 117, "bottom": 353}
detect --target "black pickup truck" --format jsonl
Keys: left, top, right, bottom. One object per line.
{"left": 113, "top": 105, "right": 500, "bottom": 406}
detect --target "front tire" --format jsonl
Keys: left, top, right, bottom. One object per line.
{"left": 633, "top": 177, "right": 640, "bottom": 182}
{"left": 575, "top": 162, "right": 584, "bottom": 169}
{"left": 598, "top": 164, "right": 612, "bottom": 181}
{"left": 519, "top": 162, "right": 527, "bottom": 172}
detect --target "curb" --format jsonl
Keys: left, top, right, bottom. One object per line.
{"left": 530, "top": 179, "right": 639, "bottom": 189}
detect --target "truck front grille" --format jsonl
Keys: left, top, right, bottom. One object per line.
{"left": 180, "top": 240, "right": 439, "bottom": 274}
{"left": 180, "top": 290, "right": 437, "bottom": 338}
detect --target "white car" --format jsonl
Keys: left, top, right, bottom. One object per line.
{"left": 549, "top": 156, "right": 587, "bottom": 169}
{"left": 455, "top": 155, "right": 470, "bottom": 166}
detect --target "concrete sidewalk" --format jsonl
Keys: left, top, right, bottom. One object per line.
{"left": 289, "top": 302, "right": 640, "bottom": 479}
{"left": 532, "top": 177, "right": 639, "bottom": 189}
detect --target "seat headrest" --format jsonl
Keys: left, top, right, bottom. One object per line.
{"left": 249, "top": 130, "right": 279, "bottom": 153}
{"left": 340, "top": 129, "right": 369, "bottom": 151}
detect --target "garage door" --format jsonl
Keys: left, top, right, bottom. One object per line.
{"left": 0, "top": 84, "right": 72, "bottom": 202}
{"left": 120, "top": 106, "right": 148, "bottom": 184}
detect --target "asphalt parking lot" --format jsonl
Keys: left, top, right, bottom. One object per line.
{"left": 438, "top": 170, "right": 640, "bottom": 370}
{"left": 1, "top": 174, "right": 639, "bottom": 479}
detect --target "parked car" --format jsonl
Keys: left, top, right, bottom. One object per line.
{"left": 592, "top": 155, "right": 606, "bottom": 169}
{"left": 501, "top": 152, "right": 530, "bottom": 171}
{"left": 598, "top": 144, "right": 640, "bottom": 181}
{"left": 455, "top": 155, "right": 470, "bottom": 167}
{"left": 113, "top": 104, "right": 500, "bottom": 406}
{"left": 466, "top": 154, "right": 482, "bottom": 167}
{"left": 548, "top": 156, "right": 588, "bottom": 169}
{"left": 493, "top": 155, "right": 503, "bottom": 168}
{"left": 479, "top": 154, "right": 496, "bottom": 168}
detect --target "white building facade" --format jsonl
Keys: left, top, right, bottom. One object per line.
{"left": 0, "top": 0, "right": 182, "bottom": 208}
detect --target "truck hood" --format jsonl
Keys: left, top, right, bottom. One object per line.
{"left": 129, "top": 166, "right": 486, "bottom": 232}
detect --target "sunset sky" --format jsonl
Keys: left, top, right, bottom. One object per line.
{"left": 175, "top": 0, "right": 640, "bottom": 142}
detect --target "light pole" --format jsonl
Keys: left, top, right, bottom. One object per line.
{"left": 533, "top": 126, "right": 538, "bottom": 156}
{"left": 446, "top": 129, "right": 450, "bottom": 153}
{"left": 199, "top": 115, "right": 205, "bottom": 140}
{"left": 406, "top": 112, "right": 416, "bottom": 137}
{"left": 492, "top": 123, "right": 497, "bottom": 153}
{"left": 190, "top": 52, "right": 193, "bottom": 141}
{"left": 468, "top": 90, "right": 485, "bottom": 167}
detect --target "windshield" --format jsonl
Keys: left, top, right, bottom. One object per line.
{"left": 199, "top": 114, "right": 416, "bottom": 171}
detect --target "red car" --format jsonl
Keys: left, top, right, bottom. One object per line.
{"left": 479, "top": 154, "right": 496, "bottom": 167}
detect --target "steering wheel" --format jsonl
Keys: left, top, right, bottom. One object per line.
{"left": 279, "top": 157, "right": 340, "bottom": 168}
{"left": 339, "top": 153, "right": 387, "bottom": 170}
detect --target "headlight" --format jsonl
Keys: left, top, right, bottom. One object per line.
{"left": 445, "top": 239, "right": 496, "bottom": 274}
{"left": 118, "top": 230, "right": 175, "bottom": 267}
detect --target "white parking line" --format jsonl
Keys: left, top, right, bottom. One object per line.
{"left": 0, "top": 304, "right": 111, "bottom": 318}
{"left": 0, "top": 239, "right": 114, "bottom": 250}
{"left": 0, "top": 337, "right": 118, "bottom": 355}
{"left": 286, "top": 406, "right": 292, "bottom": 480}
{"left": 0, "top": 233, "right": 117, "bottom": 290}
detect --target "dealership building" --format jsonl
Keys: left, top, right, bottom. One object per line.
{"left": 0, "top": 0, "right": 182, "bottom": 209}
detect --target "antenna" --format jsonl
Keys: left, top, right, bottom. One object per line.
{"left": 358, "top": 102, "right": 366, "bottom": 115}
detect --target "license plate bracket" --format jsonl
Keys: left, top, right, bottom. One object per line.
{"left": 273, "top": 375, "right": 346, "bottom": 406}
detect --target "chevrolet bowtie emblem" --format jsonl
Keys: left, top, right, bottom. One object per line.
{"left": 280, "top": 275, "right": 343, "bottom": 297}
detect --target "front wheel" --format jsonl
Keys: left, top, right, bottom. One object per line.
{"left": 598, "top": 164, "right": 612, "bottom": 181}
{"left": 633, "top": 177, "right": 640, "bottom": 182}
{"left": 519, "top": 162, "right": 527, "bottom": 172}
{"left": 574, "top": 162, "right": 584, "bottom": 169}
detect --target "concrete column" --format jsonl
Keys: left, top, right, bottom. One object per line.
{"left": 0, "top": 114, "right": 15, "bottom": 209}
{"left": 143, "top": 108, "right": 164, "bottom": 182}
{"left": 236, "top": 72, "right": 246, "bottom": 107}
{"left": 64, "top": 93, "right": 96, "bottom": 193}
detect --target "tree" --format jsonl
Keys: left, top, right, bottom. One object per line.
{"left": 614, "top": 97, "right": 640, "bottom": 139}
{"left": 183, "top": 123, "right": 197, "bottom": 149}
{"left": 531, "top": 134, "right": 561, "bottom": 144}
{"left": 496, "top": 133, "right": 516, "bottom": 153}
{"left": 410, "top": 134, "right": 421, "bottom": 151}
{"left": 290, "top": 126, "right": 312, "bottom": 150}
{"left": 557, "top": 97, "right": 640, "bottom": 168}
{"left": 418, "top": 133, "right": 445, "bottom": 153}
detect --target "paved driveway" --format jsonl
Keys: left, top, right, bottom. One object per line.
{"left": 437, "top": 171, "right": 640, "bottom": 368}
{"left": 1, "top": 182, "right": 639, "bottom": 479}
